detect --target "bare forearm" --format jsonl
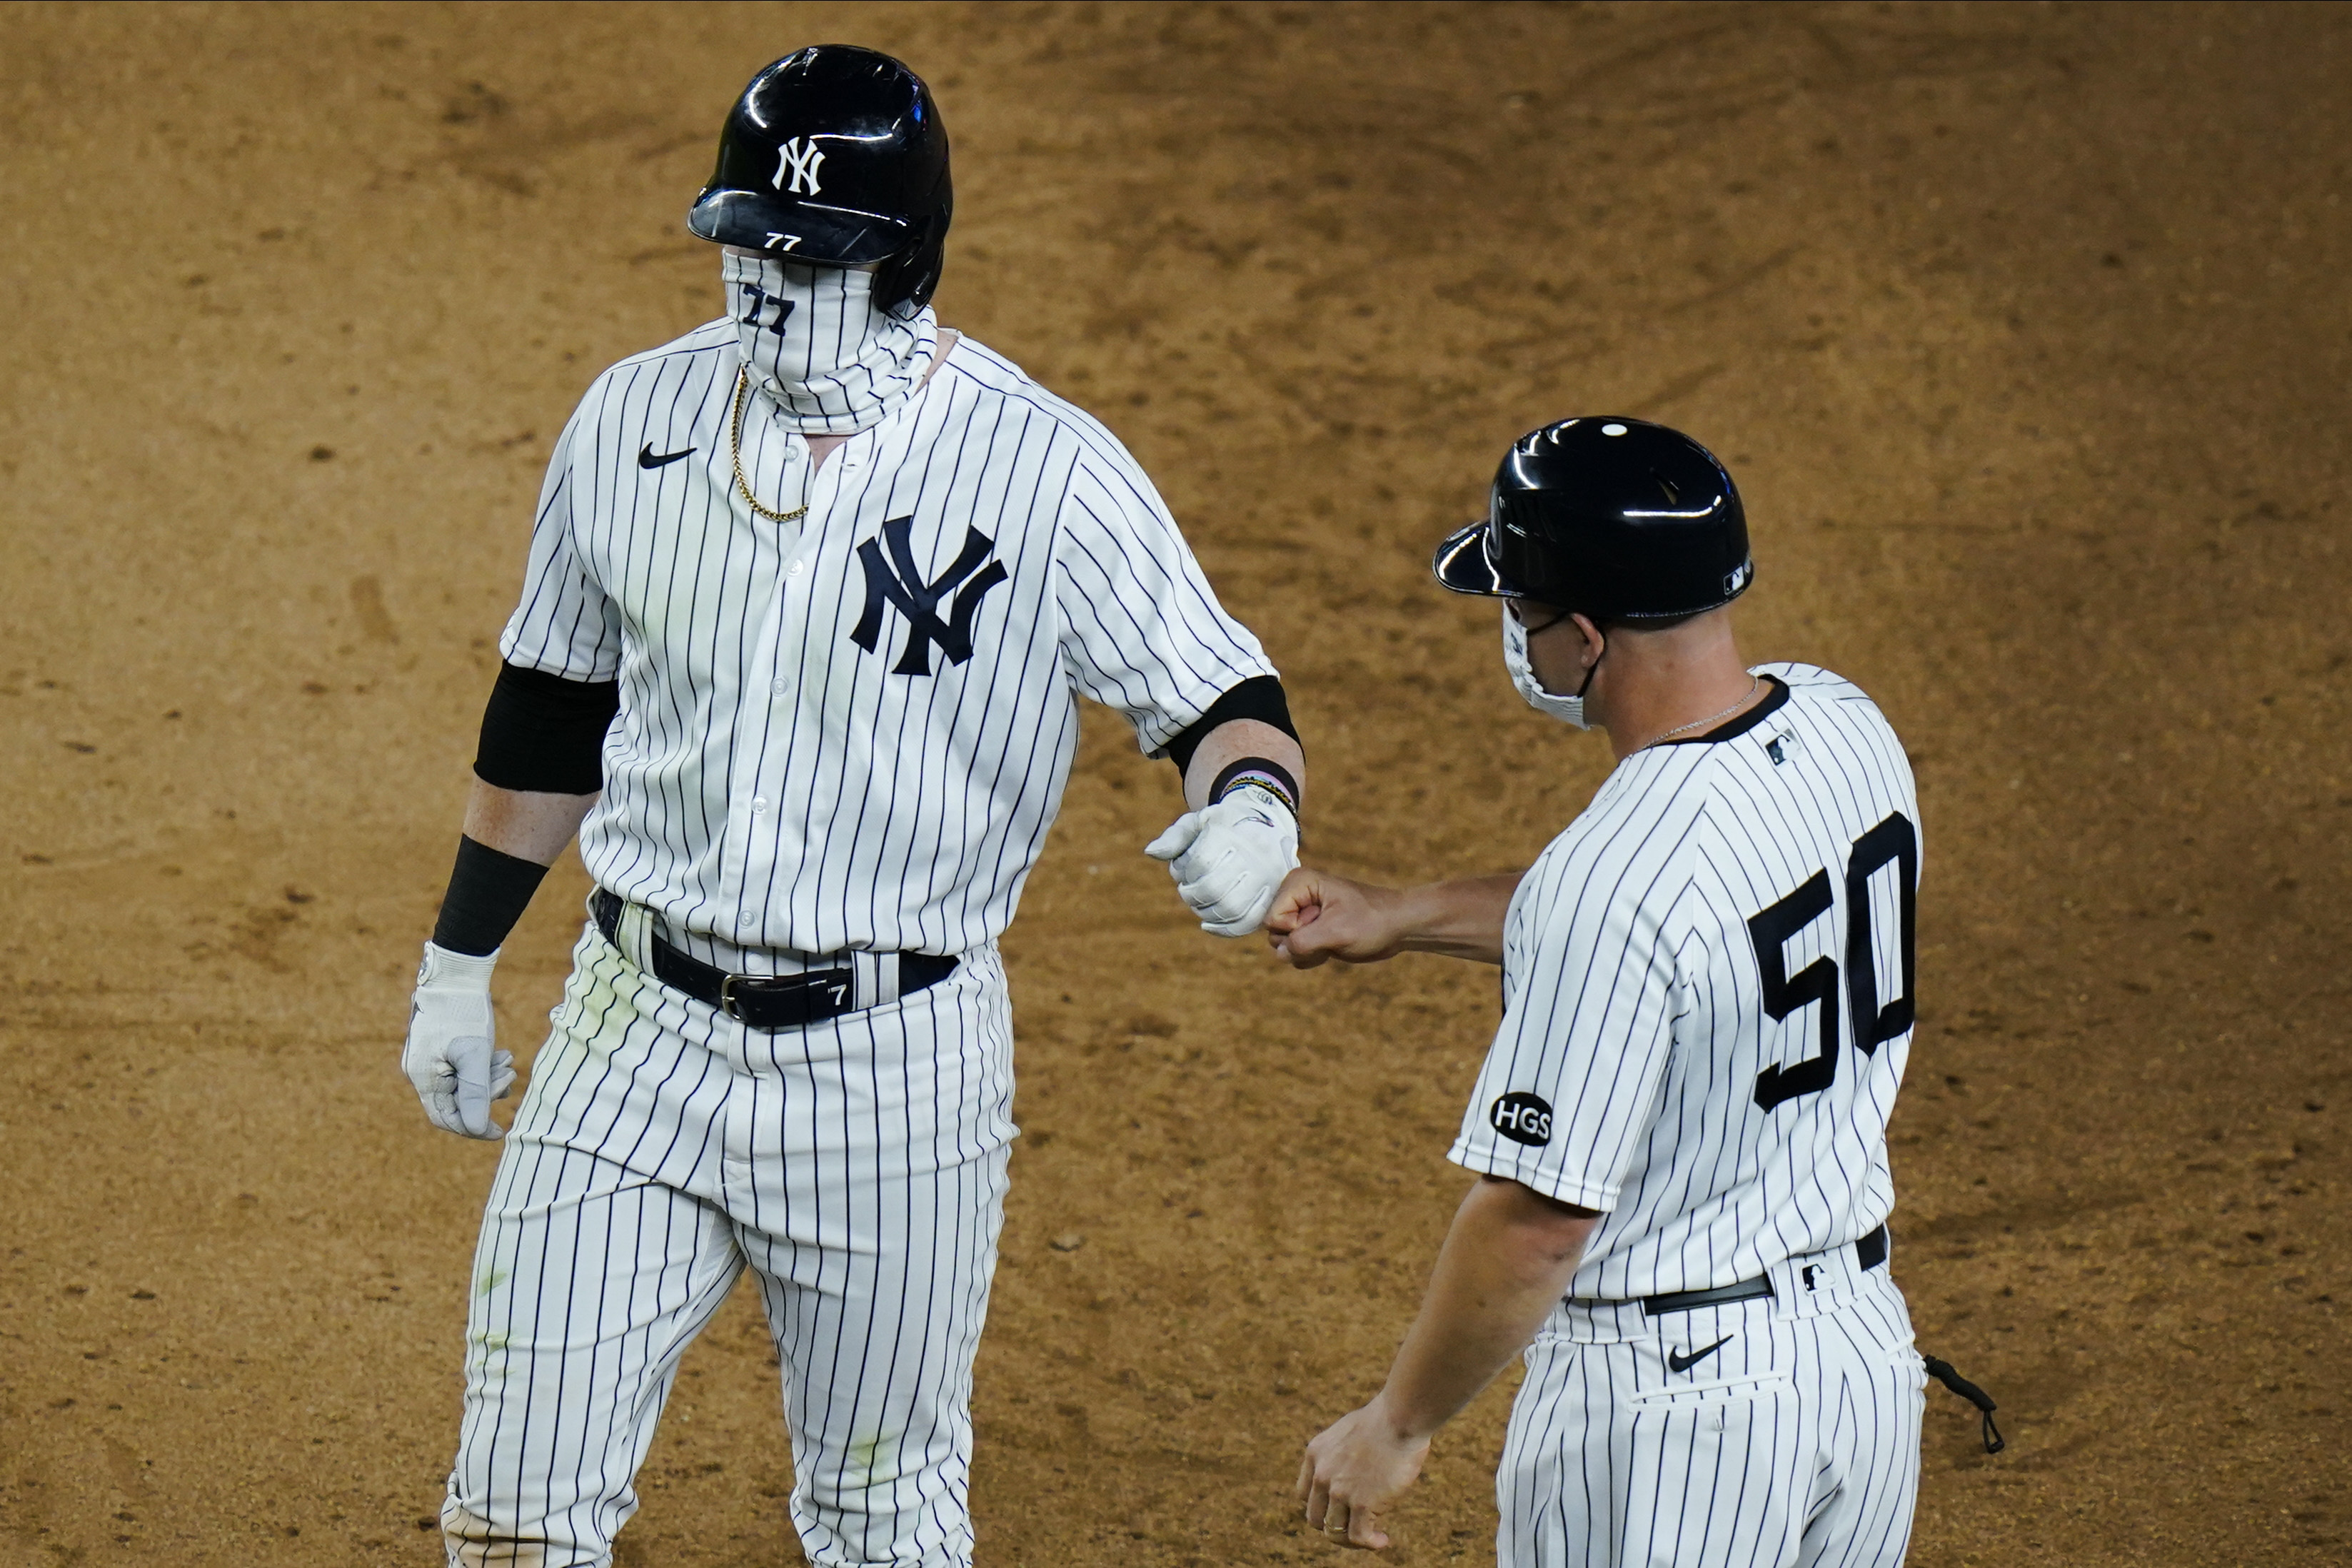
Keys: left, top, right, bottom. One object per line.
{"left": 462, "top": 778, "right": 598, "bottom": 866}
{"left": 1389, "top": 874, "right": 1522, "bottom": 964}
{"left": 1266, "top": 868, "right": 1521, "bottom": 968}
{"left": 1293, "top": 1179, "right": 1592, "bottom": 1549}
{"left": 1374, "top": 1177, "right": 1596, "bottom": 1439}
{"left": 1181, "top": 718, "right": 1306, "bottom": 812}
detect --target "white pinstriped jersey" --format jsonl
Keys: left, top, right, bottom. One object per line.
{"left": 1450, "top": 663, "right": 1922, "bottom": 1300}
{"left": 499, "top": 321, "right": 1275, "bottom": 958}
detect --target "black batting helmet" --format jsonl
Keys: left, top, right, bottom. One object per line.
{"left": 686, "top": 46, "right": 952, "bottom": 315}
{"left": 1433, "top": 417, "right": 1753, "bottom": 620}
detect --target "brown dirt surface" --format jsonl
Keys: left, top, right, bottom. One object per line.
{"left": 4, "top": 2, "right": 2348, "bottom": 1564}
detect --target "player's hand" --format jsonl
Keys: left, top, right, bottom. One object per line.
{"left": 402, "top": 943, "right": 516, "bottom": 1140}
{"left": 1265, "top": 868, "right": 1412, "bottom": 968}
{"left": 1297, "top": 1397, "right": 1429, "bottom": 1551}
{"left": 1143, "top": 786, "right": 1300, "bottom": 937}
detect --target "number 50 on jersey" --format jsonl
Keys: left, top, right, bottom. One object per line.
{"left": 1748, "top": 812, "right": 1918, "bottom": 1112}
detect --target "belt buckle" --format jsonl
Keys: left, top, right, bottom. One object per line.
{"left": 719, "top": 971, "right": 800, "bottom": 1025}
{"left": 718, "top": 972, "right": 754, "bottom": 1023}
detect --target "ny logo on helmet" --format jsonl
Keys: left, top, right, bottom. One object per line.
{"left": 773, "top": 136, "right": 825, "bottom": 196}
{"left": 850, "top": 516, "right": 1010, "bottom": 675}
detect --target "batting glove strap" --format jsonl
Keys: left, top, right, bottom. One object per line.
{"left": 417, "top": 940, "right": 499, "bottom": 992}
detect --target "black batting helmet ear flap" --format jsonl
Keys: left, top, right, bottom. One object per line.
{"left": 873, "top": 197, "right": 950, "bottom": 318}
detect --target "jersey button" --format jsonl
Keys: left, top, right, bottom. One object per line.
{"left": 772, "top": 679, "right": 793, "bottom": 697}
{"left": 751, "top": 797, "right": 769, "bottom": 814}
{"left": 787, "top": 560, "right": 807, "bottom": 577}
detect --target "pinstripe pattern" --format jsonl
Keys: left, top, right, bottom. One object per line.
{"left": 1499, "top": 1272, "right": 1924, "bottom": 1568}
{"left": 445, "top": 923, "right": 1015, "bottom": 1567}
{"left": 447, "top": 323, "right": 1275, "bottom": 1565}
{"left": 1454, "top": 663, "right": 1926, "bottom": 1565}
{"left": 1451, "top": 665, "right": 1921, "bottom": 1300}
{"left": 720, "top": 253, "right": 938, "bottom": 433}
{"left": 499, "top": 323, "right": 1275, "bottom": 963}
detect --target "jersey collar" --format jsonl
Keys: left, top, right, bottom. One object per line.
{"left": 1657, "top": 673, "right": 1790, "bottom": 745}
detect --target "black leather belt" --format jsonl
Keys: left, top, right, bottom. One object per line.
{"left": 1639, "top": 1225, "right": 1889, "bottom": 1315}
{"left": 591, "top": 889, "right": 956, "bottom": 1032}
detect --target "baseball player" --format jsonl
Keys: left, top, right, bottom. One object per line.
{"left": 1268, "top": 418, "right": 1995, "bottom": 1564}
{"left": 397, "top": 46, "right": 1305, "bottom": 1568}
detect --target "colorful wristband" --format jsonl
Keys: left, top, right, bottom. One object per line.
{"left": 1210, "top": 757, "right": 1300, "bottom": 818}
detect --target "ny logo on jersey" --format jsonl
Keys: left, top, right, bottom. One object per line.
{"left": 773, "top": 136, "right": 825, "bottom": 196}
{"left": 850, "top": 516, "right": 1010, "bottom": 675}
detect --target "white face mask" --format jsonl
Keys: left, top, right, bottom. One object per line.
{"left": 721, "top": 252, "right": 939, "bottom": 434}
{"left": 1502, "top": 605, "right": 1598, "bottom": 729}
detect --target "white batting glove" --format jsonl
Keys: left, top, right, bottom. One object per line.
{"left": 1145, "top": 786, "right": 1301, "bottom": 937}
{"left": 402, "top": 943, "right": 516, "bottom": 1140}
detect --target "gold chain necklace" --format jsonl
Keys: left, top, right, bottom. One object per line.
{"left": 728, "top": 367, "right": 809, "bottom": 524}
{"left": 1635, "top": 676, "right": 1762, "bottom": 753}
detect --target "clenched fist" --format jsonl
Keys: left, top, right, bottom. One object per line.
{"left": 1262, "top": 868, "right": 1414, "bottom": 968}
{"left": 1144, "top": 785, "right": 1300, "bottom": 936}
{"left": 401, "top": 943, "right": 516, "bottom": 1140}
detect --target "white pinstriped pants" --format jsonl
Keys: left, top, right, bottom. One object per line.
{"left": 441, "top": 921, "right": 1015, "bottom": 1568}
{"left": 1498, "top": 1260, "right": 1925, "bottom": 1568}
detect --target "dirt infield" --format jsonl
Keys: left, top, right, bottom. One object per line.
{"left": 4, "top": 3, "right": 2347, "bottom": 1563}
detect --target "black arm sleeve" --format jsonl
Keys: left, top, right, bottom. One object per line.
{"left": 431, "top": 835, "right": 552, "bottom": 957}
{"left": 473, "top": 661, "right": 620, "bottom": 795}
{"left": 1162, "top": 675, "right": 1298, "bottom": 777}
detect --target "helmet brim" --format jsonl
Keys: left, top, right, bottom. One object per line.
{"left": 1432, "top": 521, "right": 1520, "bottom": 598}
{"left": 687, "top": 187, "right": 913, "bottom": 263}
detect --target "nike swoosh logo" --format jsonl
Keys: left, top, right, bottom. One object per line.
{"left": 638, "top": 443, "right": 697, "bottom": 470}
{"left": 1668, "top": 1337, "right": 1732, "bottom": 1374}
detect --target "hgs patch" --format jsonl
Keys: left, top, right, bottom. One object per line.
{"left": 1489, "top": 1091, "right": 1554, "bottom": 1147}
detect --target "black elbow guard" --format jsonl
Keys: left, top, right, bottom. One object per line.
{"left": 1164, "top": 675, "right": 1297, "bottom": 777}
{"left": 473, "top": 662, "right": 620, "bottom": 794}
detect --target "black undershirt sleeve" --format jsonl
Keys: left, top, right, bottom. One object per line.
{"left": 433, "top": 663, "right": 616, "bottom": 955}
{"left": 431, "top": 836, "right": 552, "bottom": 957}
{"left": 1162, "top": 675, "right": 1298, "bottom": 778}
{"left": 473, "top": 661, "right": 620, "bottom": 795}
